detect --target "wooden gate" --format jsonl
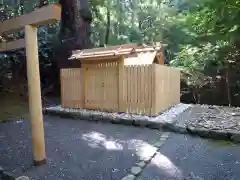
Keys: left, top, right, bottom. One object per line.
{"left": 84, "top": 61, "right": 119, "bottom": 111}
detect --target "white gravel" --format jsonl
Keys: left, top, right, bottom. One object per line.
{"left": 157, "top": 103, "right": 193, "bottom": 123}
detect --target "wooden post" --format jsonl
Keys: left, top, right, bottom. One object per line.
{"left": 25, "top": 25, "right": 46, "bottom": 165}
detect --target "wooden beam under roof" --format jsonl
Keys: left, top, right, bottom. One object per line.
{"left": 0, "top": 3, "right": 61, "bottom": 35}
{"left": 0, "top": 39, "right": 25, "bottom": 52}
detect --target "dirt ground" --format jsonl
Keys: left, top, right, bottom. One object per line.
{"left": 0, "top": 95, "right": 29, "bottom": 123}
{"left": 0, "top": 93, "right": 60, "bottom": 123}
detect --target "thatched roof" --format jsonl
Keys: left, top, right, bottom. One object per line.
{"left": 69, "top": 43, "right": 164, "bottom": 61}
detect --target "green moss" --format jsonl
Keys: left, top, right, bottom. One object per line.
{"left": 0, "top": 96, "right": 29, "bottom": 123}
{"left": 207, "top": 139, "right": 236, "bottom": 147}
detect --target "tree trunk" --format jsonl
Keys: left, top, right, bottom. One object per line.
{"left": 51, "top": 0, "right": 92, "bottom": 94}
{"left": 193, "top": 87, "right": 201, "bottom": 104}
{"left": 59, "top": 0, "right": 92, "bottom": 50}
{"left": 105, "top": 7, "right": 110, "bottom": 45}
{"left": 56, "top": 0, "right": 92, "bottom": 69}
{"left": 131, "top": 0, "right": 136, "bottom": 28}
{"left": 118, "top": 0, "right": 123, "bottom": 35}
{"left": 225, "top": 68, "right": 232, "bottom": 106}
{"left": 39, "top": 0, "right": 48, "bottom": 7}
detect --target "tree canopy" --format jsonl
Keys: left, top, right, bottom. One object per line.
{"left": 1, "top": 0, "right": 240, "bottom": 106}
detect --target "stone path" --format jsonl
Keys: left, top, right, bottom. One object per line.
{"left": 138, "top": 133, "right": 240, "bottom": 180}
{"left": 0, "top": 116, "right": 168, "bottom": 180}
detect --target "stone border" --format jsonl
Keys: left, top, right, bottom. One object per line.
{"left": 0, "top": 166, "right": 15, "bottom": 180}
{"left": 161, "top": 122, "right": 240, "bottom": 143}
{"left": 186, "top": 126, "right": 240, "bottom": 143}
{"left": 43, "top": 104, "right": 191, "bottom": 132}
{"left": 1, "top": 166, "right": 30, "bottom": 180}
{"left": 121, "top": 132, "right": 170, "bottom": 180}
{"left": 0, "top": 166, "right": 29, "bottom": 180}
{"left": 43, "top": 104, "right": 240, "bottom": 143}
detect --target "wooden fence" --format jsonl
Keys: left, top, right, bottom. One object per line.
{"left": 61, "top": 68, "right": 84, "bottom": 108}
{"left": 122, "top": 64, "right": 154, "bottom": 115}
{"left": 60, "top": 64, "right": 180, "bottom": 116}
{"left": 154, "top": 65, "right": 181, "bottom": 114}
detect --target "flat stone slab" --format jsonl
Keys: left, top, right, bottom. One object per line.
{"left": 121, "top": 174, "right": 136, "bottom": 180}
{"left": 130, "top": 166, "right": 142, "bottom": 175}
{"left": 0, "top": 116, "right": 164, "bottom": 179}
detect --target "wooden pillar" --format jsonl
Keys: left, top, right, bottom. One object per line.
{"left": 25, "top": 25, "right": 46, "bottom": 165}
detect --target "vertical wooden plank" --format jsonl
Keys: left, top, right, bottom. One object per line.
{"left": 98, "top": 66, "right": 102, "bottom": 110}
{"left": 118, "top": 57, "right": 124, "bottom": 112}
{"left": 148, "top": 65, "right": 152, "bottom": 116}
{"left": 166, "top": 67, "right": 169, "bottom": 107}
{"left": 126, "top": 66, "right": 129, "bottom": 112}
{"left": 131, "top": 65, "right": 135, "bottom": 113}
{"left": 143, "top": 65, "right": 147, "bottom": 115}
{"left": 168, "top": 67, "right": 171, "bottom": 107}
{"left": 150, "top": 64, "right": 156, "bottom": 116}
{"left": 132, "top": 65, "right": 136, "bottom": 113}
{"left": 157, "top": 65, "right": 165, "bottom": 113}
{"left": 140, "top": 65, "right": 144, "bottom": 114}
{"left": 81, "top": 68, "right": 85, "bottom": 108}
{"left": 172, "top": 68, "right": 175, "bottom": 105}
{"left": 164, "top": 66, "right": 168, "bottom": 111}
{"left": 126, "top": 66, "right": 130, "bottom": 113}
{"left": 148, "top": 65, "right": 152, "bottom": 115}
{"left": 145, "top": 65, "right": 149, "bottom": 115}
{"left": 129, "top": 66, "right": 132, "bottom": 113}
{"left": 136, "top": 66, "right": 140, "bottom": 113}
{"left": 129, "top": 66, "right": 132, "bottom": 112}
{"left": 97, "top": 66, "right": 100, "bottom": 109}
{"left": 142, "top": 65, "right": 146, "bottom": 114}
{"left": 124, "top": 66, "right": 128, "bottom": 112}
{"left": 137, "top": 65, "right": 141, "bottom": 114}
{"left": 175, "top": 68, "right": 181, "bottom": 104}
{"left": 84, "top": 66, "right": 89, "bottom": 108}
{"left": 25, "top": 25, "right": 46, "bottom": 165}
{"left": 155, "top": 65, "right": 160, "bottom": 113}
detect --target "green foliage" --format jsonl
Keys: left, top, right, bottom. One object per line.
{"left": 1, "top": 0, "right": 240, "bottom": 105}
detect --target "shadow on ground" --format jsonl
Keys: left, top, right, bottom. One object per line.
{"left": 0, "top": 116, "right": 161, "bottom": 180}
{"left": 138, "top": 134, "right": 240, "bottom": 180}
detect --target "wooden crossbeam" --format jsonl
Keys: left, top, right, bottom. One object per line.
{"left": 0, "top": 39, "right": 25, "bottom": 52}
{"left": 0, "top": 4, "right": 61, "bottom": 35}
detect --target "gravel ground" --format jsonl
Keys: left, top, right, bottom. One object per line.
{"left": 174, "top": 105, "right": 240, "bottom": 131}
{"left": 178, "top": 105, "right": 240, "bottom": 131}
{"left": 0, "top": 115, "right": 163, "bottom": 180}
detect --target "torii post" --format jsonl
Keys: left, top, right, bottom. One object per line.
{"left": 0, "top": 4, "right": 61, "bottom": 166}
